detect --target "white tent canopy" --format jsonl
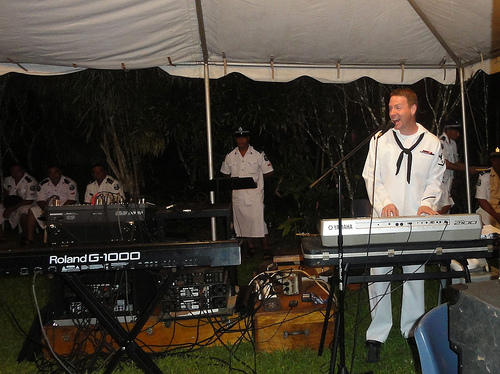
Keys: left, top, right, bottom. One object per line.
{"left": 1, "top": 0, "right": 499, "bottom": 232}
{"left": 1, "top": 0, "right": 500, "bottom": 84}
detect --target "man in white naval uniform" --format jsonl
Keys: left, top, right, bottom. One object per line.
{"left": 221, "top": 128, "right": 274, "bottom": 258}
{"left": 362, "top": 88, "right": 445, "bottom": 363}
{"left": 476, "top": 149, "right": 500, "bottom": 228}
{"left": 0, "top": 164, "right": 37, "bottom": 240}
{"left": 84, "top": 163, "right": 124, "bottom": 204}
{"left": 436, "top": 119, "right": 479, "bottom": 214}
{"left": 437, "top": 120, "right": 460, "bottom": 213}
{"left": 25, "top": 165, "right": 79, "bottom": 244}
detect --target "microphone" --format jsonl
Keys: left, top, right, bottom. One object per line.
{"left": 377, "top": 120, "right": 395, "bottom": 138}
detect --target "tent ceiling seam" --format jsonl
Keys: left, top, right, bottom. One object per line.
{"left": 406, "top": 0, "right": 460, "bottom": 66}
{"left": 174, "top": 61, "right": 457, "bottom": 70}
{"left": 460, "top": 50, "right": 500, "bottom": 69}
{"left": 195, "top": 0, "right": 208, "bottom": 64}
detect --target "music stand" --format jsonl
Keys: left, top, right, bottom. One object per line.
{"left": 200, "top": 177, "right": 257, "bottom": 201}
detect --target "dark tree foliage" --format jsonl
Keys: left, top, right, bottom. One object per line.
{"left": 0, "top": 69, "right": 497, "bottom": 235}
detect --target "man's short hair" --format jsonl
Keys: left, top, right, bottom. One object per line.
{"left": 46, "top": 163, "right": 61, "bottom": 171}
{"left": 390, "top": 88, "right": 418, "bottom": 108}
{"left": 91, "top": 163, "right": 106, "bottom": 171}
{"left": 9, "top": 163, "right": 24, "bottom": 171}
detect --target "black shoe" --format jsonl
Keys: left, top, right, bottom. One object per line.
{"left": 366, "top": 340, "right": 382, "bottom": 363}
{"left": 406, "top": 336, "right": 420, "bottom": 366}
{"left": 406, "top": 336, "right": 416, "bottom": 347}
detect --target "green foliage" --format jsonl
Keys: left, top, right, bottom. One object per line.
{"left": 0, "top": 70, "right": 496, "bottom": 222}
{"left": 277, "top": 217, "right": 303, "bottom": 237}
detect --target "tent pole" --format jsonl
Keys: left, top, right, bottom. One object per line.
{"left": 459, "top": 67, "right": 472, "bottom": 213}
{"left": 204, "top": 62, "right": 217, "bottom": 240}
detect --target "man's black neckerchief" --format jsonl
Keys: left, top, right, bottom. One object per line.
{"left": 393, "top": 131, "right": 425, "bottom": 183}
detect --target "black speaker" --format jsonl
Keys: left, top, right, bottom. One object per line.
{"left": 449, "top": 280, "right": 500, "bottom": 373}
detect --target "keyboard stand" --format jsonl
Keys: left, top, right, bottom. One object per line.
{"left": 61, "top": 269, "right": 178, "bottom": 374}
{"left": 315, "top": 242, "right": 497, "bottom": 374}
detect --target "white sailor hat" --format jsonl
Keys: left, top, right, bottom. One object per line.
{"left": 444, "top": 119, "right": 462, "bottom": 129}
{"left": 234, "top": 127, "right": 250, "bottom": 137}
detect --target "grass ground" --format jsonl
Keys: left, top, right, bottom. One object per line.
{"left": 0, "top": 228, "right": 441, "bottom": 373}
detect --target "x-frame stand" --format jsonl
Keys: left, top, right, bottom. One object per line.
{"left": 317, "top": 249, "right": 477, "bottom": 374}
{"left": 61, "top": 269, "right": 178, "bottom": 374}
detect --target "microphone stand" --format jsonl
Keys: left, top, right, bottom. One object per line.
{"left": 312, "top": 124, "right": 390, "bottom": 374}
{"left": 310, "top": 123, "right": 392, "bottom": 190}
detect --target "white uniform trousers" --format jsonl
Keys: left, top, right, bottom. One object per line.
{"left": 366, "top": 265, "right": 425, "bottom": 343}
{"left": 232, "top": 203, "right": 268, "bottom": 238}
{"left": 0, "top": 204, "right": 32, "bottom": 229}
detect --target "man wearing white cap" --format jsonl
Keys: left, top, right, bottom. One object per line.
{"left": 221, "top": 127, "right": 274, "bottom": 258}
{"left": 437, "top": 119, "right": 461, "bottom": 213}
{"left": 437, "top": 118, "right": 480, "bottom": 213}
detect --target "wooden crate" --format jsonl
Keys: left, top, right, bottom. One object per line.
{"left": 43, "top": 312, "right": 250, "bottom": 357}
{"left": 254, "top": 293, "right": 335, "bottom": 352}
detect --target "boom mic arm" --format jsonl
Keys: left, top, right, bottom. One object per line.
{"left": 309, "top": 120, "right": 395, "bottom": 189}
{"left": 377, "top": 120, "right": 395, "bottom": 138}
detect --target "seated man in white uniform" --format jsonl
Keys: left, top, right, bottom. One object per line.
{"left": 84, "top": 163, "right": 124, "bottom": 204}
{"left": 220, "top": 127, "right": 274, "bottom": 259}
{"left": 0, "top": 164, "right": 37, "bottom": 241}
{"left": 25, "top": 165, "right": 79, "bottom": 244}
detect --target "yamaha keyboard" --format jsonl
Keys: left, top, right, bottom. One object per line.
{"left": 302, "top": 235, "right": 496, "bottom": 268}
{"left": 0, "top": 240, "right": 241, "bottom": 276}
{"left": 319, "top": 214, "right": 482, "bottom": 247}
